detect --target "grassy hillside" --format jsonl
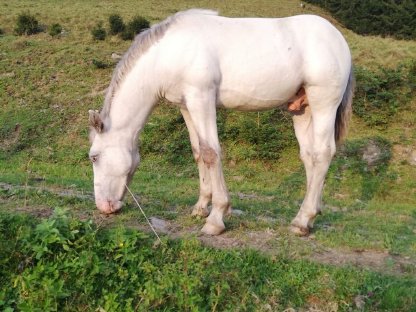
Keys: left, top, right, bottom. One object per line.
{"left": 1, "top": 0, "right": 416, "bottom": 310}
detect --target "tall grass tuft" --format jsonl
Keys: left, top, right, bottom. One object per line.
{"left": 14, "top": 13, "right": 41, "bottom": 35}
{"left": 121, "top": 15, "right": 150, "bottom": 40}
{"left": 109, "top": 14, "right": 125, "bottom": 35}
{"left": 91, "top": 22, "right": 107, "bottom": 40}
{"left": 48, "top": 23, "right": 62, "bottom": 37}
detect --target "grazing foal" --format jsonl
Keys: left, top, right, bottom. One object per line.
{"left": 89, "top": 9, "right": 354, "bottom": 236}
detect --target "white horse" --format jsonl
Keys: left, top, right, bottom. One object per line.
{"left": 89, "top": 9, "right": 354, "bottom": 236}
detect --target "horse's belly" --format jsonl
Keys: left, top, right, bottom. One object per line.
{"left": 217, "top": 70, "right": 301, "bottom": 111}
{"left": 218, "top": 89, "right": 288, "bottom": 111}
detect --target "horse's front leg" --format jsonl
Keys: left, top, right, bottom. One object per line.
{"left": 184, "top": 88, "right": 231, "bottom": 235}
{"left": 181, "top": 108, "right": 211, "bottom": 217}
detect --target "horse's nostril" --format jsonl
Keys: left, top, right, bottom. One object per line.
{"left": 108, "top": 200, "right": 114, "bottom": 212}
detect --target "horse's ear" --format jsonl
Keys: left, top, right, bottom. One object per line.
{"left": 88, "top": 110, "right": 104, "bottom": 133}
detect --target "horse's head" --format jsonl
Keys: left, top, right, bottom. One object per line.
{"left": 88, "top": 110, "right": 140, "bottom": 214}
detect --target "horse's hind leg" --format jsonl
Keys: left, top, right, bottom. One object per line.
{"left": 184, "top": 88, "right": 231, "bottom": 235}
{"left": 291, "top": 89, "right": 339, "bottom": 235}
{"left": 292, "top": 105, "right": 314, "bottom": 196}
{"left": 181, "top": 108, "right": 211, "bottom": 217}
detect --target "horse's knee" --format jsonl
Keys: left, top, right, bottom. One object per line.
{"left": 200, "top": 143, "right": 218, "bottom": 167}
{"left": 299, "top": 148, "right": 313, "bottom": 164}
{"left": 312, "top": 144, "right": 335, "bottom": 165}
{"left": 192, "top": 146, "right": 200, "bottom": 162}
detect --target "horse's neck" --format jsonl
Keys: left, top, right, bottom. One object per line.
{"left": 108, "top": 59, "right": 158, "bottom": 137}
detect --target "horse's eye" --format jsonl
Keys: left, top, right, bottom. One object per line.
{"left": 90, "top": 155, "right": 98, "bottom": 163}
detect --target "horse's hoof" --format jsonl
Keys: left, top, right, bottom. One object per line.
{"left": 290, "top": 224, "right": 310, "bottom": 236}
{"left": 191, "top": 206, "right": 210, "bottom": 218}
{"left": 201, "top": 222, "right": 225, "bottom": 235}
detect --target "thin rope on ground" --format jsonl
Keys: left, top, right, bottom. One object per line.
{"left": 125, "top": 184, "right": 162, "bottom": 243}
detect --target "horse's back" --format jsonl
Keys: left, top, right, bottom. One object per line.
{"left": 159, "top": 12, "right": 351, "bottom": 110}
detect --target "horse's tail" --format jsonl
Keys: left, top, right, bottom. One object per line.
{"left": 335, "top": 65, "right": 355, "bottom": 144}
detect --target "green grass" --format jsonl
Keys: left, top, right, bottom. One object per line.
{"left": 1, "top": 210, "right": 415, "bottom": 311}
{"left": 1, "top": 0, "right": 416, "bottom": 310}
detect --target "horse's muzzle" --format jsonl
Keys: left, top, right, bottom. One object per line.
{"left": 96, "top": 199, "right": 123, "bottom": 214}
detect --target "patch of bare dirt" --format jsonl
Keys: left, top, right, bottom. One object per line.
{"left": 198, "top": 228, "right": 277, "bottom": 251}
{"left": 14, "top": 205, "right": 54, "bottom": 218}
{"left": 307, "top": 242, "right": 415, "bottom": 275}
{"left": 187, "top": 227, "right": 415, "bottom": 276}
{"left": 393, "top": 144, "right": 416, "bottom": 166}
{"left": 231, "top": 191, "right": 275, "bottom": 201}
{"left": 1, "top": 123, "right": 21, "bottom": 151}
{"left": 0, "top": 182, "right": 93, "bottom": 201}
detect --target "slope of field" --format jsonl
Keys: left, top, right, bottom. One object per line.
{"left": 1, "top": 0, "right": 416, "bottom": 310}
